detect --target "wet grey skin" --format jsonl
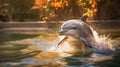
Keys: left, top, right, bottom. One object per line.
{"left": 58, "top": 15, "right": 115, "bottom": 55}
{"left": 59, "top": 20, "right": 95, "bottom": 48}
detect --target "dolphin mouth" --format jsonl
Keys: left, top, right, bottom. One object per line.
{"left": 59, "top": 31, "right": 66, "bottom": 35}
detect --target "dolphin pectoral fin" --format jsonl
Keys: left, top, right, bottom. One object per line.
{"left": 57, "top": 36, "right": 68, "bottom": 46}
{"left": 83, "top": 41, "right": 93, "bottom": 48}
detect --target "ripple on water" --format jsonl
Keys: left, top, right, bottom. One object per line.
{"left": 0, "top": 33, "right": 120, "bottom": 67}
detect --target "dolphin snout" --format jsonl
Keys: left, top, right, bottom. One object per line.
{"left": 59, "top": 30, "right": 66, "bottom": 35}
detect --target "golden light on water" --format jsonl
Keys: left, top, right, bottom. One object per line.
{"left": 20, "top": 34, "right": 86, "bottom": 57}
{"left": 36, "top": 34, "right": 58, "bottom": 41}
{"left": 34, "top": 52, "right": 60, "bottom": 60}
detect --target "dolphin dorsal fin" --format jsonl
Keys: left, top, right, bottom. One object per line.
{"left": 80, "top": 15, "right": 88, "bottom": 22}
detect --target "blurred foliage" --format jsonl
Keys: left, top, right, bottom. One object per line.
{"left": 0, "top": 0, "right": 119, "bottom": 22}
{"left": 95, "top": 0, "right": 120, "bottom": 20}
{"left": 0, "top": 0, "right": 10, "bottom": 21}
{"left": 8, "top": 0, "right": 35, "bottom": 21}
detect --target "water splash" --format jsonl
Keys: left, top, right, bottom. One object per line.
{"left": 91, "top": 29, "right": 115, "bottom": 55}
{"left": 45, "top": 36, "right": 74, "bottom": 56}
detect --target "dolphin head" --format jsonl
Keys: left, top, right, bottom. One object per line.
{"left": 59, "top": 20, "right": 94, "bottom": 48}
{"left": 59, "top": 20, "right": 82, "bottom": 39}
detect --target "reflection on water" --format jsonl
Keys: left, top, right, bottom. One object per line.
{"left": 0, "top": 32, "right": 120, "bottom": 67}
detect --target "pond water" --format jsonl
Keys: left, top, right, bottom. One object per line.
{"left": 0, "top": 32, "right": 120, "bottom": 67}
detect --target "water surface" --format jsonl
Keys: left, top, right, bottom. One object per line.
{"left": 0, "top": 32, "right": 120, "bottom": 67}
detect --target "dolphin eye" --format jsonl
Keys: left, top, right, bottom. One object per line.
{"left": 72, "top": 27, "right": 77, "bottom": 29}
